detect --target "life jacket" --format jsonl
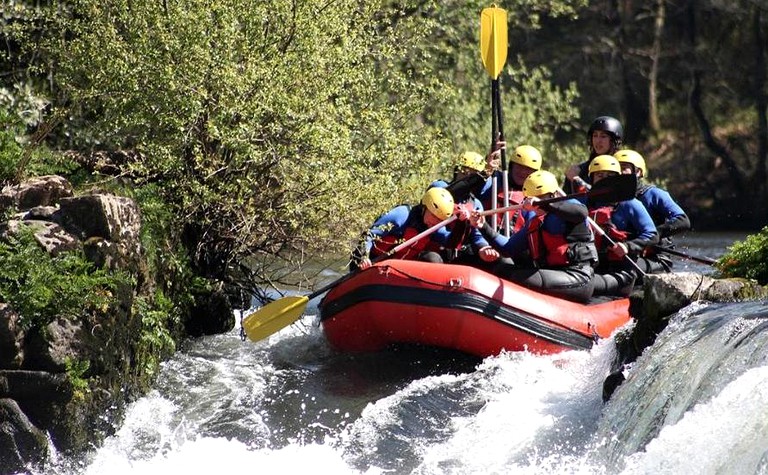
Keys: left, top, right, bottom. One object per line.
{"left": 484, "top": 190, "right": 527, "bottom": 233}
{"left": 439, "top": 201, "right": 474, "bottom": 252}
{"left": 590, "top": 205, "right": 630, "bottom": 261}
{"left": 369, "top": 207, "right": 433, "bottom": 260}
{"left": 526, "top": 213, "right": 572, "bottom": 267}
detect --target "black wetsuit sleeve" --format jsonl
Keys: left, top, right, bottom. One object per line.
{"left": 657, "top": 214, "right": 691, "bottom": 238}
{"left": 480, "top": 221, "right": 499, "bottom": 241}
{"left": 626, "top": 232, "right": 659, "bottom": 254}
{"left": 539, "top": 200, "right": 588, "bottom": 223}
{"left": 446, "top": 173, "right": 487, "bottom": 203}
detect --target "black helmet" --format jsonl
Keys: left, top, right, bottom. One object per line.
{"left": 587, "top": 116, "right": 624, "bottom": 141}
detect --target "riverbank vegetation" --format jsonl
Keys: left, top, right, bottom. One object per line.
{"left": 2, "top": 0, "right": 767, "bottom": 301}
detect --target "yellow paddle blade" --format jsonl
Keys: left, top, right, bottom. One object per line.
{"left": 242, "top": 295, "right": 310, "bottom": 342}
{"left": 480, "top": 5, "right": 508, "bottom": 79}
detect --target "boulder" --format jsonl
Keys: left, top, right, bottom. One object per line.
{"left": 0, "top": 398, "right": 48, "bottom": 474}
{"left": 0, "top": 175, "right": 73, "bottom": 212}
{"left": 1, "top": 219, "right": 80, "bottom": 256}
{"left": 604, "top": 273, "right": 768, "bottom": 401}
{"left": 0, "top": 305, "right": 24, "bottom": 370}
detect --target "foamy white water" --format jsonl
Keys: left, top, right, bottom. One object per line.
{"left": 40, "top": 232, "right": 768, "bottom": 475}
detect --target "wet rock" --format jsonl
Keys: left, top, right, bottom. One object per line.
{"left": 0, "top": 305, "right": 24, "bottom": 370}
{"left": 1, "top": 219, "right": 80, "bottom": 256}
{"left": 605, "top": 273, "right": 768, "bottom": 402}
{"left": 187, "top": 287, "right": 236, "bottom": 337}
{"left": 0, "top": 398, "right": 48, "bottom": 474}
{"left": 23, "top": 318, "right": 86, "bottom": 373}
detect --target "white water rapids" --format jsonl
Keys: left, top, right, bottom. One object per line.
{"left": 38, "top": 232, "right": 768, "bottom": 475}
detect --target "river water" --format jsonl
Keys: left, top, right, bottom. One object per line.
{"left": 42, "top": 231, "right": 768, "bottom": 475}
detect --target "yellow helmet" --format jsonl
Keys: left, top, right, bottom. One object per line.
{"left": 421, "top": 187, "right": 455, "bottom": 220}
{"left": 456, "top": 151, "right": 486, "bottom": 172}
{"left": 511, "top": 145, "right": 543, "bottom": 170}
{"left": 588, "top": 154, "right": 621, "bottom": 175}
{"left": 614, "top": 149, "right": 647, "bottom": 178}
{"left": 522, "top": 170, "right": 559, "bottom": 197}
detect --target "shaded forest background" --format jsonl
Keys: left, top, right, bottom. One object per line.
{"left": 1, "top": 0, "right": 766, "bottom": 297}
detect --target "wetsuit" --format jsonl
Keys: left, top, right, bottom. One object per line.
{"left": 478, "top": 199, "right": 597, "bottom": 303}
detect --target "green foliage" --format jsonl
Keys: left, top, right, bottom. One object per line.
{"left": 398, "top": 2, "right": 585, "bottom": 180}
{"left": 0, "top": 107, "right": 25, "bottom": 183}
{"left": 27, "top": 0, "right": 458, "bottom": 281}
{"left": 0, "top": 82, "right": 56, "bottom": 183}
{"left": 0, "top": 228, "right": 131, "bottom": 330}
{"left": 10, "top": 0, "right": 613, "bottom": 294}
{"left": 133, "top": 291, "right": 177, "bottom": 380}
{"left": 64, "top": 357, "right": 91, "bottom": 400}
{"left": 716, "top": 227, "right": 768, "bottom": 285}
{"left": 499, "top": 59, "right": 582, "bottom": 174}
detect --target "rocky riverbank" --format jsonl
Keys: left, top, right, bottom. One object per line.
{"left": 0, "top": 176, "right": 238, "bottom": 474}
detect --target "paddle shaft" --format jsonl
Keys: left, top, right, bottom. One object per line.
{"left": 306, "top": 215, "right": 458, "bottom": 301}
{"left": 495, "top": 80, "right": 511, "bottom": 236}
{"left": 482, "top": 6, "right": 510, "bottom": 236}
{"left": 479, "top": 173, "right": 637, "bottom": 218}
{"left": 652, "top": 245, "right": 717, "bottom": 265}
{"left": 586, "top": 216, "right": 647, "bottom": 276}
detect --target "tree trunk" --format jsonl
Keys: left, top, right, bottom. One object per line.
{"left": 686, "top": 1, "right": 751, "bottom": 225}
{"left": 752, "top": 5, "right": 767, "bottom": 221}
{"left": 618, "top": 0, "right": 648, "bottom": 143}
{"left": 648, "top": 0, "right": 665, "bottom": 133}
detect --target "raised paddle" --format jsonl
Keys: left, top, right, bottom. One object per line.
{"left": 242, "top": 214, "right": 458, "bottom": 342}
{"left": 481, "top": 5, "right": 509, "bottom": 235}
{"left": 478, "top": 173, "right": 638, "bottom": 217}
{"left": 651, "top": 245, "right": 718, "bottom": 265}
{"left": 480, "top": 5, "right": 507, "bottom": 80}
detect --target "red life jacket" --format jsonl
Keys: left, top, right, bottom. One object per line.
{"left": 485, "top": 190, "right": 527, "bottom": 233}
{"left": 526, "top": 213, "right": 572, "bottom": 267}
{"left": 438, "top": 201, "right": 474, "bottom": 252}
{"left": 370, "top": 225, "right": 432, "bottom": 260}
{"left": 589, "top": 206, "right": 630, "bottom": 261}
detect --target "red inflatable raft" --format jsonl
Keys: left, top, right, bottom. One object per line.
{"left": 319, "top": 260, "right": 631, "bottom": 357}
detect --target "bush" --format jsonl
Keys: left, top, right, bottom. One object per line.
{"left": 0, "top": 229, "right": 131, "bottom": 330}
{"left": 0, "top": 107, "right": 24, "bottom": 184}
{"left": 716, "top": 226, "right": 768, "bottom": 285}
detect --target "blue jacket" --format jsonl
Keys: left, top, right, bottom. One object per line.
{"left": 637, "top": 184, "right": 690, "bottom": 238}
{"left": 590, "top": 198, "right": 659, "bottom": 254}
{"left": 362, "top": 205, "right": 451, "bottom": 255}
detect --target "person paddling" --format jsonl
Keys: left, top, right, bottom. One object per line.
{"left": 469, "top": 170, "right": 598, "bottom": 303}
{"left": 350, "top": 187, "right": 457, "bottom": 271}
{"left": 614, "top": 149, "right": 690, "bottom": 273}
{"left": 429, "top": 151, "right": 500, "bottom": 267}
{"left": 586, "top": 155, "right": 659, "bottom": 296}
